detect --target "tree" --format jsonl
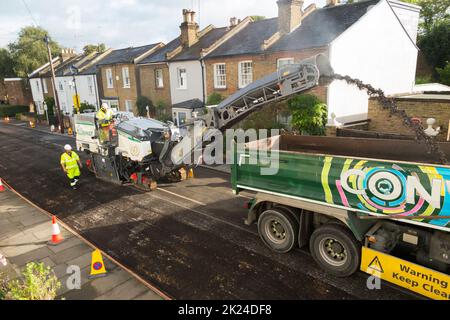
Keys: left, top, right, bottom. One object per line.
{"left": 251, "top": 16, "right": 266, "bottom": 21}
{"left": 8, "top": 26, "right": 60, "bottom": 77}
{"left": 136, "top": 96, "right": 154, "bottom": 117}
{"left": 402, "top": 0, "right": 449, "bottom": 32}
{"left": 83, "top": 43, "right": 106, "bottom": 55}
{"left": 288, "top": 94, "right": 327, "bottom": 136}
{"left": 437, "top": 61, "right": 450, "bottom": 85}
{"left": 419, "top": 20, "right": 450, "bottom": 72}
{"left": 206, "top": 92, "right": 224, "bottom": 105}
{"left": 0, "top": 48, "right": 15, "bottom": 78}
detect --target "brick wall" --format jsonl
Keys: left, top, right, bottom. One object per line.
{"left": 100, "top": 63, "right": 138, "bottom": 112}
{"left": 368, "top": 97, "right": 450, "bottom": 140}
{"left": 204, "top": 48, "right": 329, "bottom": 130}
{"left": 204, "top": 48, "right": 327, "bottom": 100}
{"left": 4, "top": 79, "right": 33, "bottom": 106}
{"left": 0, "top": 80, "right": 6, "bottom": 102}
{"left": 138, "top": 63, "right": 172, "bottom": 112}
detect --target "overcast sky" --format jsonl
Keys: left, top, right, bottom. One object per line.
{"left": 0, "top": 0, "right": 327, "bottom": 51}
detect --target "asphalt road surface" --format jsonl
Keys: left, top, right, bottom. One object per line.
{"left": 0, "top": 121, "right": 415, "bottom": 299}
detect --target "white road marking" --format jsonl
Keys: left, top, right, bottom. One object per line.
{"left": 157, "top": 187, "right": 206, "bottom": 206}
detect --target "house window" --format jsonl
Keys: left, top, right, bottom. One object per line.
{"left": 125, "top": 100, "right": 133, "bottom": 113}
{"left": 214, "top": 63, "right": 226, "bottom": 89}
{"left": 106, "top": 68, "right": 113, "bottom": 89}
{"left": 155, "top": 69, "right": 164, "bottom": 88}
{"left": 178, "top": 112, "right": 187, "bottom": 126}
{"left": 42, "top": 79, "right": 48, "bottom": 93}
{"left": 122, "top": 67, "right": 130, "bottom": 88}
{"left": 177, "top": 68, "right": 187, "bottom": 89}
{"left": 277, "top": 58, "right": 294, "bottom": 69}
{"left": 58, "top": 81, "right": 64, "bottom": 91}
{"left": 238, "top": 61, "right": 253, "bottom": 88}
{"left": 87, "top": 77, "right": 94, "bottom": 95}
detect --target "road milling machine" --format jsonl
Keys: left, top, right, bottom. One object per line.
{"left": 74, "top": 54, "right": 334, "bottom": 190}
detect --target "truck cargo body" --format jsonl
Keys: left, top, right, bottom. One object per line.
{"left": 232, "top": 135, "right": 450, "bottom": 299}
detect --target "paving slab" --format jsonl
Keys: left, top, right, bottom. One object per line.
{"left": 0, "top": 189, "right": 164, "bottom": 300}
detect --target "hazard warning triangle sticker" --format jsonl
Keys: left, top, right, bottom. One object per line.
{"left": 368, "top": 256, "right": 384, "bottom": 273}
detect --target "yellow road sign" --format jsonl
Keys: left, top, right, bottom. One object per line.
{"left": 73, "top": 95, "right": 80, "bottom": 108}
{"left": 89, "top": 249, "right": 107, "bottom": 278}
{"left": 361, "top": 247, "right": 450, "bottom": 300}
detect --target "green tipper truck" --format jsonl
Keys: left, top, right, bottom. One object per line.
{"left": 232, "top": 135, "right": 450, "bottom": 300}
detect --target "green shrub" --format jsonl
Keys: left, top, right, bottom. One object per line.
{"left": 206, "top": 92, "right": 224, "bottom": 105}
{"left": 415, "top": 75, "right": 433, "bottom": 84}
{"left": 136, "top": 96, "right": 154, "bottom": 116}
{"left": 44, "top": 96, "right": 55, "bottom": 116}
{"left": 2, "top": 262, "right": 61, "bottom": 300}
{"left": 156, "top": 113, "right": 173, "bottom": 123}
{"left": 288, "top": 94, "right": 327, "bottom": 136}
{"left": 437, "top": 61, "right": 450, "bottom": 85}
{"left": 74, "top": 102, "right": 96, "bottom": 114}
{"left": 0, "top": 105, "right": 29, "bottom": 117}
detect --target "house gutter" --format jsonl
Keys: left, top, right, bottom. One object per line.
{"left": 200, "top": 58, "right": 206, "bottom": 104}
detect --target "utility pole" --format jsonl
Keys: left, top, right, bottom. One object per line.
{"left": 44, "top": 35, "right": 64, "bottom": 134}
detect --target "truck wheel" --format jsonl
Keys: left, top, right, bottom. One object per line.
{"left": 309, "top": 224, "right": 361, "bottom": 277}
{"left": 258, "top": 209, "right": 299, "bottom": 253}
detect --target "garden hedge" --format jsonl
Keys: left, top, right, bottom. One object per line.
{"left": 0, "top": 105, "right": 29, "bottom": 117}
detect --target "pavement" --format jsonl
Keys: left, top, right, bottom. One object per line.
{"left": 0, "top": 187, "right": 163, "bottom": 300}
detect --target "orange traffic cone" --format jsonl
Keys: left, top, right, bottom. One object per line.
{"left": 0, "top": 179, "right": 5, "bottom": 192}
{"left": 48, "top": 216, "right": 64, "bottom": 245}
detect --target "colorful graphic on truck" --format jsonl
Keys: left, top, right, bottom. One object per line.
{"left": 321, "top": 156, "right": 450, "bottom": 228}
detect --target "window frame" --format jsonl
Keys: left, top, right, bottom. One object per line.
{"left": 213, "top": 63, "right": 227, "bottom": 89}
{"left": 238, "top": 60, "right": 253, "bottom": 89}
{"left": 106, "top": 68, "right": 113, "bottom": 89}
{"left": 155, "top": 69, "right": 164, "bottom": 88}
{"left": 122, "top": 67, "right": 131, "bottom": 88}
{"left": 277, "top": 58, "right": 295, "bottom": 69}
{"left": 177, "top": 67, "right": 187, "bottom": 90}
{"left": 125, "top": 100, "right": 133, "bottom": 113}
{"left": 42, "top": 79, "right": 48, "bottom": 94}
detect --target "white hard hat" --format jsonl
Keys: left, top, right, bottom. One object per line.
{"left": 64, "top": 144, "right": 72, "bottom": 151}
{"left": 101, "top": 103, "right": 109, "bottom": 109}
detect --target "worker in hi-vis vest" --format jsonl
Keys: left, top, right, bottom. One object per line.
{"left": 60, "top": 144, "right": 82, "bottom": 190}
{"left": 96, "top": 103, "right": 114, "bottom": 144}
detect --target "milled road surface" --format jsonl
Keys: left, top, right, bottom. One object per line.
{"left": 0, "top": 122, "right": 415, "bottom": 299}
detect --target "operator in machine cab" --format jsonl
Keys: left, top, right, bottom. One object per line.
{"left": 60, "top": 144, "right": 82, "bottom": 190}
{"left": 96, "top": 103, "right": 115, "bottom": 144}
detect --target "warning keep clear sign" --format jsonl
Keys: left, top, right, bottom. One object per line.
{"left": 361, "top": 247, "right": 450, "bottom": 300}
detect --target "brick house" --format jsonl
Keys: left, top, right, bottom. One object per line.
{"left": 136, "top": 38, "right": 181, "bottom": 114}
{"left": 203, "top": 0, "right": 420, "bottom": 127}
{"left": 163, "top": 9, "right": 252, "bottom": 125}
{"left": 97, "top": 43, "right": 164, "bottom": 113}
{"left": 0, "top": 79, "right": 8, "bottom": 104}
{"left": 3, "top": 78, "right": 33, "bottom": 106}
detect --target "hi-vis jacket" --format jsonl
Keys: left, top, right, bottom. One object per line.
{"left": 60, "top": 151, "right": 81, "bottom": 179}
{"left": 96, "top": 109, "right": 114, "bottom": 127}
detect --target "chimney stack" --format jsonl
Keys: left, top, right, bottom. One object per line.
{"left": 230, "top": 17, "right": 238, "bottom": 28}
{"left": 277, "top": 0, "right": 304, "bottom": 35}
{"left": 325, "top": 0, "right": 340, "bottom": 7}
{"left": 60, "top": 48, "right": 76, "bottom": 62}
{"left": 180, "top": 9, "right": 199, "bottom": 48}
